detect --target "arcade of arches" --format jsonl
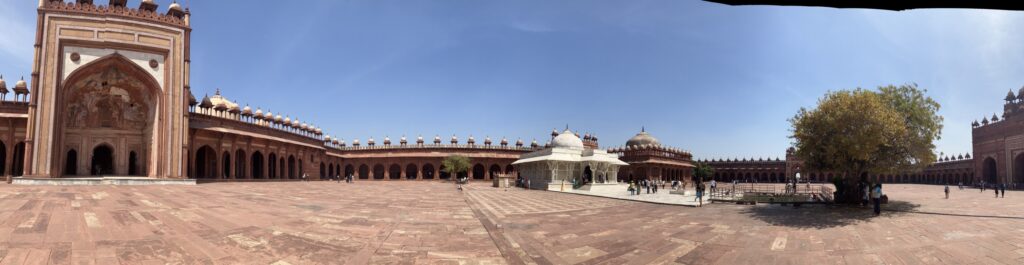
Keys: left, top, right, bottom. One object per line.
{"left": 0, "top": 0, "right": 1017, "bottom": 187}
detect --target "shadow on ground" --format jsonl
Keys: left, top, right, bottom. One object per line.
{"left": 737, "top": 200, "right": 920, "bottom": 229}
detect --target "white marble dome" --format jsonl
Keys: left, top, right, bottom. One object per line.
{"left": 551, "top": 129, "right": 584, "bottom": 149}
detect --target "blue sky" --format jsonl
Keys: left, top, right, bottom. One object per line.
{"left": 1, "top": 1, "right": 1023, "bottom": 160}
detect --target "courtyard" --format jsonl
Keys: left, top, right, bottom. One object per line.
{"left": 0, "top": 182, "right": 1020, "bottom": 265}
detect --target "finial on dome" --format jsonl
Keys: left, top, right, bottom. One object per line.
{"left": 641, "top": 126, "right": 645, "bottom": 132}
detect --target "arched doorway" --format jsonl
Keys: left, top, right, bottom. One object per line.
{"left": 983, "top": 157, "right": 997, "bottom": 184}
{"left": 423, "top": 164, "right": 435, "bottom": 179}
{"left": 65, "top": 149, "right": 78, "bottom": 176}
{"left": 490, "top": 164, "right": 502, "bottom": 179}
{"left": 358, "top": 164, "right": 369, "bottom": 179}
{"left": 193, "top": 145, "right": 217, "bottom": 179}
{"left": 128, "top": 151, "right": 138, "bottom": 176}
{"left": 389, "top": 164, "right": 402, "bottom": 180}
{"left": 1014, "top": 154, "right": 1024, "bottom": 184}
{"left": 373, "top": 164, "right": 384, "bottom": 180}
{"left": 321, "top": 162, "right": 327, "bottom": 179}
{"left": 472, "top": 164, "right": 485, "bottom": 180}
{"left": 0, "top": 140, "right": 6, "bottom": 176}
{"left": 236, "top": 150, "right": 247, "bottom": 179}
{"left": 222, "top": 151, "right": 231, "bottom": 179}
{"left": 251, "top": 151, "right": 264, "bottom": 179}
{"left": 344, "top": 165, "right": 354, "bottom": 178}
{"left": 12, "top": 142, "right": 25, "bottom": 176}
{"left": 60, "top": 54, "right": 160, "bottom": 178}
{"left": 288, "top": 155, "right": 296, "bottom": 179}
{"left": 583, "top": 166, "right": 593, "bottom": 184}
{"left": 91, "top": 145, "right": 114, "bottom": 175}
{"left": 268, "top": 153, "right": 277, "bottom": 179}
{"left": 439, "top": 164, "right": 450, "bottom": 180}
{"left": 406, "top": 164, "right": 417, "bottom": 180}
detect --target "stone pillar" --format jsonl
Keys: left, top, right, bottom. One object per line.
{"left": 417, "top": 167, "right": 423, "bottom": 180}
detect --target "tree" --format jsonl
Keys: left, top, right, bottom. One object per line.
{"left": 693, "top": 162, "right": 714, "bottom": 183}
{"left": 789, "top": 84, "right": 942, "bottom": 203}
{"left": 441, "top": 155, "right": 471, "bottom": 182}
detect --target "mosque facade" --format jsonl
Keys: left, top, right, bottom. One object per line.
{"left": 0, "top": 1, "right": 1007, "bottom": 187}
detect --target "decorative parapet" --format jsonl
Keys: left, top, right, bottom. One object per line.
{"left": 40, "top": 1, "right": 188, "bottom": 28}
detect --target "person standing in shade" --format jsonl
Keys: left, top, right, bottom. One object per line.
{"left": 944, "top": 184, "right": 949, "bottom": 199}
{"left": 996, "top": 184, "right": 1000, "bottom": 198}
{"left": 1001, "top": 183, "right": 1006, "bottom": 198}
{"left": 872, "top": 184, "right": 882, "bottom": 216}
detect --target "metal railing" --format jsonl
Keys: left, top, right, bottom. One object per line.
{"left": 709, "top": 183, "right": 833, "bottom": 204}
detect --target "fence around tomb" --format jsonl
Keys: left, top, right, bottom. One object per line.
{"left": 709, "top": 183, "right": 833, "bottom": 204}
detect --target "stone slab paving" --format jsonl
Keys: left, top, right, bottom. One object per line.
{"left": 465, "top": 184, "right": 1024, "bottom": 265}
{"left": 0, "top": 181, "right": 1021, "bottom": 264}
{"left": 0, "top": 181, "right": 503, "bottom": 265}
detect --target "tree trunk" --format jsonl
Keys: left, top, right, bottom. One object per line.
{"left": 833, "top": 171, "right": 867, "bottom": 204}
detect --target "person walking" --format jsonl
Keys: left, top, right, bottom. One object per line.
{"left": 710, "top": 179, "right": 717, "bottom": 193}
{"left": 628, "top": 181, "right": 635, "bottom": 195}
{"left": 872, "top": 184, "right": 882, "bottom": 216}
{"left": 944, "top": 184, "right": 949, "bottom": 199}
{"left": 995, "top": 184, "right": 1000, "bottom": 198}
{"left": 1001, "top": 183, "right": 1006, "bottom": 198}
{"left": 862, "top": 184, "right": 870, "bottom": 207}
{"left": 697, "top": 181, "right": 705, "bottom": 207}
{"left": 652, "top": 181, "right": 659, "bottom": 194}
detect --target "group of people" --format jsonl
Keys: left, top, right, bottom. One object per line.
{"left": 627, "top": 179, "right": 663, "bottom": 195}
{"left": 977, "top": 181, "right": 1008, "bottom": 198}
{"left": 331, "top": 174, "right": 355, "bottom": 183}
{"left": 860, "top": 182, "right": 884, "bottom": 216}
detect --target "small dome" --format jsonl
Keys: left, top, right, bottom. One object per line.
{"left": 1007, "top": 90, "right": 1017, "bottom": 101}
{"left": 530, "top": 139, "right": 539, "bottom": 147}
{"left": 516, "top": 138, "right": 524, "bottom": 147}
{"left": 291, "top": 119, "right": 300, "bottom": 128}
{"left": 253, "top": 108, "right": 263, "bottom": 119}
{"left": 626, "top": 128, "right": 660, "bottom": 147}
{"left": 434, "top": 135, "right": 441, "bottom": 144}
{"left": 484, "top": 136, "right": 492, "bottom": 145}
{"left": 324, "top": 135, "right": 332, "bottom": 141}
{"left": 187, "top": 91, "right": 196, "bottom": 106}
{"left": 332, "top": 138, "right": 339, "bottom": 145}
{"left": 400, "top": 135, "right": 407, "bottom": 144}
{"left": 384, "top": 136, "right": 391, "bottom": 145}
{"left": 467, "top": 135, "right": 476, "bottom": 144}
{"left": 14, "top": 77, "right": 28, "bottom": 93}
{"left": 416, "top": 135, "right": 424, "bottom": 144}
{"left": 551, "top": 128, "right": 558, "bottom": 137}
{"left": 283, "top": 116, "right": 291, "bottom": 124}
{"left": 353, "top": 139, "right": 361, "bottom": 146}
{"left": 451, "top": 135, "right": 458, "bottom": 144}
{"left": 339, "top": 139, "right": 346, "bottom": 146}
{"left": 368, "top": 137, "right": 375, "bottom": 146}
{"left": 168, "top": 1, "right": 182, "bottom": 10}
{"left": 199, "top": 94, "right": 213, "bottom": 108}
{"left": 500, "top": 137, "right": 508, "bottom": 146}
{"left": 241, "top": 104, "right": 252, "bottom": 116}
{"left": 274, "top": 114, "right": 282, "bottom": 123}
{"left": 300, "top": 123, "right": 308, "bottom": 131}
{"left": 551, "top": 129, "right": 584, "bottom": 149}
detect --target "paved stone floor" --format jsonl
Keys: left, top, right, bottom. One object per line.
{"left": 0, "top": 181, "right": 1022, "bottom": 264}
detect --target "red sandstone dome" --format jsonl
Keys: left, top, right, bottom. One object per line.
{"left": 626, "top": 128, "right": 660, "bottom": 147}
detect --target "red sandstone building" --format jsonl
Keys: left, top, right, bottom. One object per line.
{"left": 0, "top": 1, "right": 1004, "bottom": 186}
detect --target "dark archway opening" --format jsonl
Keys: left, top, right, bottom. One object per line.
{"left": 389, "top": 164, "right": 402, "bottom": 180}
{"left": 12, "top": 142, "right": 25, "bottom": 176}
{"left": 472, "top": 164, "right": 485, "bottom": 180}
{"left": 423, "top": 164, "right": 435, "bottom": 179}
{"left": 406, "top": 164, "right": 417, "bottom": 180}
{"left": 439, "top": 165, "right": 450, "bottom": 180}
{"left": 128, "top": 151, "right": 138, "bottom": 176}
{"left": 373, "top": 164, "right": 385, "bottom": 180}
{"left": 251, "top": 151, "right": 264, "bottom": 179}
{"left": 358, "top": 165, "right": 369, "bottom": 179}
{"left": 236, "top": 150, "right": 246, "bottom": 179}
{"left": 1014, "top": 154, "right": 1024, "bottom": 184}
{"left": 983, "top": 157, "right": 997, "bottom": 184}
{"left": 91, "top": 145, "right": 114, "bottom": 175}
{"left": 65, "top": 149, "right": 78, "bottom": 176}
{"left": 222, "top": 151, "right": 231, "bottom": 179}
{"left": 268, "top": 153, "right": 277, "bottom": 179}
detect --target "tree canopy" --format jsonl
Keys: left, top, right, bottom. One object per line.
{"left": 789, "top": 84, "right": 942, "bottom": 201}
{"left": 441, "top": 155, "right": 471, "bottom": 178}
{"left": 693, "top": 162, "right": 715, "bottom": 182}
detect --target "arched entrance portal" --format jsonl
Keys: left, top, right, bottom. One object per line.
{"left": 194, "top": 145, "right": 217, "bottom": 179}
{"left": 91, "top": 145, "right": 114, "bottom": 175}
{"left": 59, "top": 54, "right": 160, "bottom": 177}
{"left": 983, "top": 157, "right": 998, "bottom": 184}
{"left": 1015, "top": 154, "right": 1024, "bottom": 184}
{"left": 251, "top": 151, "right": 264, "bottom": 179}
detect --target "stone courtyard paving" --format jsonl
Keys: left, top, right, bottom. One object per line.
{"left": 0, "top": 181, "right": 1022, "bottom": 264}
